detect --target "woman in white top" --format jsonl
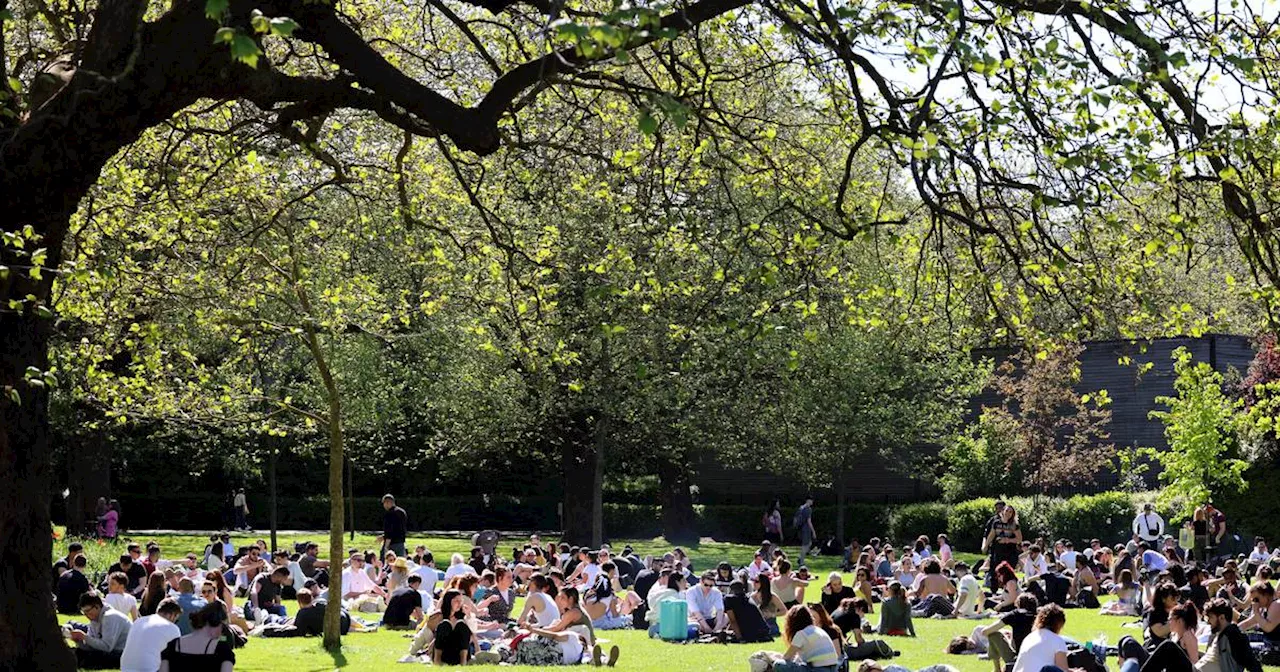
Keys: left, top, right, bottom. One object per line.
{"left": 1012, "top": 605, "right": 1069, "bottom": 672}
{"left": 517, "top": 575, "right": 561, "bottom": 628}
{"left": 104, "top": 572, "right": 140, "bottom": 620}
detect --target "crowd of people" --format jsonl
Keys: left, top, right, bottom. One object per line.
{"left": 49, "top": 494, "right": 1280, "bottom": 672}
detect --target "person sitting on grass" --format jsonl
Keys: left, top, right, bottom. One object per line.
{"left": 821, "top": 572, "right": 857, "bottom": 614}
{"left": 120, "top": 597, "right": 182, "bottom": 672}
{"left": 105, "top": 571, "right": 141, "bottom": 620}
{"left": 1238, "top": 581, "right": 1280, "bottom": 645}
{"left": 56, "top": 554, "right": 92, "bottom": 615}
{"left": 774, "top": 560, "right": 809, "bottom": 609}
{"left": 160, "top": 602, "right": 235, "bottom": 672}
{"left": 70, "top": 592, "right": 132, "bottom": 670}
{"left": 341, "top": 551, "right": 387, "bottom": 607}
{"left": 909, "top": 558, "right": 956, "bottom": 617}
{"left": 953, "top": 562, "right": 985, "bottom": 619}
{"left": 877, "top": 582, "right": 916, "bottom": 637}
{"left": 725, "top": 579, "right": 773, "bottom": 643}
{"left": 847, "top": 567, "right": 876, "bottom": 613}
{"left": 249, "top": 566, "right": 290, "bottom": 620}
{"left": 432, "top": 589, "right": 475, "bottom": 666}
{"left": 990, "top": 562, "right": 1020, "bottom": 613}
{"left": 1101, "top": 569, "right": 1141, "bottom": 616}
{"left": 981, "top": 592, "right": 1038, "bottom": 672}
{"left": 442, "top": 552, "right": 476, "bottom": 582}
{"left": 774, "top": 604, "right": 841, "bottom": 672}
{"left": 688, "top": 569, "right": 730, "bottom": 634}
{"left": 1011, "top": 604, "right": 1068, "bottom": 672}
{"left": 753, "top": 573, "right": 789, "bottom": 636}
{"left": 521, "top": 586, "right": 619, "bottom": 666}
{"left": 107, "top": 553, "right": 148, "bottom": 598}
{"left": 383, "top": 574, "right": 425, "bottom": 630}
{"left": 1146, "top": 582, "right": 1181, "bottom": 649}
{"left": 644, "top": 572, "right": 687, "bottom": 634}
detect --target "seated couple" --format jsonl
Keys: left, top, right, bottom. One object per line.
{"left": 645, "top": 570, "right": 776, "bottom": 643}
{"left": 405, "top": 574, "right": 620, "bottom": 666}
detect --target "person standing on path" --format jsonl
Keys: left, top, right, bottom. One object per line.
{"left": 763, "top": 501, "right": 784, "bottom": 545}
{"left": 795, "top": 497, "right": 816, "bottom": 565}
{"left": 233, "top": 489, "right": 250, "bottom": 531}
{"left": 1133, "top": 503, "right": 1165, "bottom": 544}
{"left": 381, "top": 494, "right": 408, "bottom": 557}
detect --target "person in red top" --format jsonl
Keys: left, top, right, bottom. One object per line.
{"left": 142, "top": 544, "right": 162, "bottom": 576}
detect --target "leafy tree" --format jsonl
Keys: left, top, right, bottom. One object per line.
{"left": 937, "top": 411, "right": 1025, "bottom": 502}
{"left": 11, "top": 0, "right": 1280, "bottom": 664}
{"left": 1149, "top": 347, "right": 1249, "bottom": 517}
{"left": 986, "top": 342, "right": 1115, "bottom": 496}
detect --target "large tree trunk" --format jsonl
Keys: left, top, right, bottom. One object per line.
{"left": 268, "top": 439, "right": 278, "bottom": 552}
{"left": 657, "top": 453, "right": 698, "bottom": 544}
{"left": 560, "top": 410, "right": 599, "bottom": 545}
{"left": 0, "top": 311, "right": 78, "bottom": 671}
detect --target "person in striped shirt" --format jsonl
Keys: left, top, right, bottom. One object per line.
{"left": 775, "top": 605, "right": 840, "bottom": 672}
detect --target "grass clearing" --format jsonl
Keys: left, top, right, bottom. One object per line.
{"left": 53, "top": 533, "right": 1263, "bottom": 671}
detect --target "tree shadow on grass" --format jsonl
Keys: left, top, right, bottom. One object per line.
{"left": 322, "top": 643, "right": 348, "bottom": 668}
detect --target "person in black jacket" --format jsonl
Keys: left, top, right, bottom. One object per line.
{"left": 56, "top": 555, "right": 92, "bottom": 614}
{"left": 380, "top": 494, "right": 408, "bottom": 557}
{"left": 291, "top": 591, "right": 350, "bottom": 636}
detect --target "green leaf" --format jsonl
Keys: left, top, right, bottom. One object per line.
{"left": 213, "top": 27, "right": 236, "bottom": 44}
{"left": 251, "top": 10, "right": 270, "bottom": 34}
{"left": 204, "top": 0, "right": 228, "bottom": 19}
{"left": 230, "top": 33, "right": 263, "bottom": 68}
{"left": 638, "top": 110, "right": 658, "bottom": 135}
{"left": 0, "top": 9, "right": 13, "bottom": 22}
{"left": 269, "top": 17, "right": 298, "bottom": 37}
{"left": 6, "top": 387, "right": 18, "bottom": 406}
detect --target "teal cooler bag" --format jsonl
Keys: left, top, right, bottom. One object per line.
{"left": 658, "top": 599, "right": 688, "bottom": 641}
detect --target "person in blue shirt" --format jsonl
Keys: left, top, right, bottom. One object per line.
{"left": 687, "top": 570, "right": 728, "bottom": 634}
{"left": 172, "top": 578, "right": 207, "bottom": 635}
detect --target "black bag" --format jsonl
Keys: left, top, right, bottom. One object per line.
{"left": 1257, "top": 646, "right": 1280, "bottom": 667}
{"left": 1067, "top": 648, "right": 1102, "bottom": 672}
{"left": 1077, "top": 587, "right": 1100, "bottom": 609}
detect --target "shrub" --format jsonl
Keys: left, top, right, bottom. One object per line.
{"left": 888, "top": 503, "right": 949, "bottom": 543}
{"left": 947, "top": 498, "right": 1000, "bottom": 551}
{"left": 1043, "top": 491, "right": 1134, "bottom": 544}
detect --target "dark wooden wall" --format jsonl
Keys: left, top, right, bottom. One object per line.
{"left": 693, "top": 334, "right": 1255, "bottom": 504}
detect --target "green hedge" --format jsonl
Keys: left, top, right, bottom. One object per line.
{"left": 889, "top": 503, "right": 949, "bottom": 544}
{"left": 1044, "top": 492, "right": 1135, "bottom": 544}
{"left": 97, "top": 491, "right": 1161, "bottom": 550}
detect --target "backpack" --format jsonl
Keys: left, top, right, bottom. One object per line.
{"left": 792, "top": 508, "right": 805, "bottom": 530}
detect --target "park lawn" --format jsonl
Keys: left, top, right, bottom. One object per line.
{"left": 56, "top": 534, "right": 1269, "bottom": 672}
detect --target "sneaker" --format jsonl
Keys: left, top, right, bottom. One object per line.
{"left": 592, "top": 644, "right": 604, "bottom": 666}
{"left": 607, "top": 645, "right": 620, "bottom": 667}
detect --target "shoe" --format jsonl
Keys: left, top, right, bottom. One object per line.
{"left": 607, "top": 645, "right": 620, "bottom": 667}
{"left": 592, "top": 644, "right": 603, "bottom": 666}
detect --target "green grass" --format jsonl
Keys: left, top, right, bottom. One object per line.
{"left": 50, "top": 533, "right": 1260, "bottom": 671}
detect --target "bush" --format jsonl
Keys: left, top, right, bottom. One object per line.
{"left": 1043, "top": 492, "right": 1134, "bottom": 544}
{"left": 947, "top": 498, "right": 1000, "bottom": 551}
{"left": 888, "top": 503, "right": 949, "bottom": 543}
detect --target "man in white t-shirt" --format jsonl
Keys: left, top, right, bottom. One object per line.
{"left": 411, "top": 551, "right": 438, "bottom": 597}
{"left": 1021, "top": 545, "right": 1049, "bottom": 578}
{"left": 1057, "top": 542, "right": 1078, "bottom": 572}
{"left": 1012, "top": 605, "right": 1069, "bottom": 672}
{"left": 119, "top": 599, "right": 181, "bottom": 672}
{"left": 953, "top": 562, "right": 985, "bottom": 618}
{"left": 1132, "top": 504, "right": 1164, "bottom": 544}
